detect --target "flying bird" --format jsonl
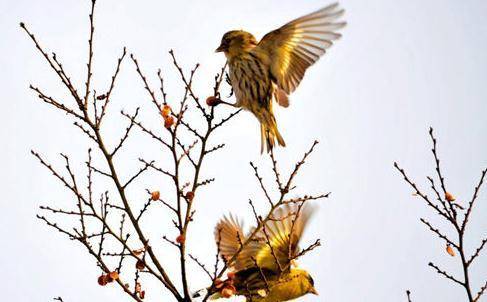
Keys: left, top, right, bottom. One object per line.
{"left": 215, "top": 3, "right": 346, "bottom": 153}
{"left": 205, "top": 204, "right": 318, "bottom": 301}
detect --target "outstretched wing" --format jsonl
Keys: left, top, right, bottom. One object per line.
{"left": 214, "top": 215, "right": 261, "bottom": 271}
{"left": 254, "top": 204, "right": 316, "bottom": 272}
{"left": 255, "top": 3, "right": 346, "bottom": 95}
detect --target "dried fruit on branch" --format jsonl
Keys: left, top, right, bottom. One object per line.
{"left": 206, "top": 96, "right": 221, "bottom": 106}
{"left": 98, "top": 274, "right": 108, "bottom": 286}
{"left": 221, "top": 285, "right": 237, "bottom": 298}
{"left": 161, "top": 104, "right": 171, "bottom": 118}
{"left": 445, "top": 192, "right": 456, "bottom": 202}
{"left": 185, "top": 191, "right": 195, "bottom": 201}
{"left": 176, "top": 234, "right": 185, "bottom": 244}
{"left": 214, "top": 278, "right": 224, "bottom": 289}
{"left": 96, "top": 94, "right": 107, "bottom": 100}
{"left": 151, "top": 191, "right": 160, "bottom": 201}
{"left": 164, "top": 116, "right": 175, "bottom": 129}
{"left": 109, "top": 271, "right": 119, "bottom": 280}
{"left": 446, "top": 244, "right": 455, "bottom": 257}
{"left": 136, "top": 259, "right": 146, "bottom": 270}
{"left": 135, "top": 282, "right": 145, "bottom": 299}
{"left": 133, "top": 248, "right": 144, "bottom": 256}
{"left": 226, "top": 271, "right": 235, "bottom": 279}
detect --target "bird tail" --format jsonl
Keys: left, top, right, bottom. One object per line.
{"left": 260, "top": 113, "right": 286, "bottom": 153}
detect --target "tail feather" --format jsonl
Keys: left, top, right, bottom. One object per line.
{"left": 275, "top": 88, "right": 290, "bottom": 108}
{"left": 260, "top": 116, "right": 286, "bottom": 153}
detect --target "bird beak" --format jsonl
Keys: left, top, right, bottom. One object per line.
{"left": 215, "top": 45, "right": 224, "bottom": 53}
{"left": 309, "top": 287, "right": 319, "bottom": 295}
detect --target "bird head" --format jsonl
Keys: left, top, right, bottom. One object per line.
{"left": 306, "top": 274, "right": 319, "bottom": 296}
{"left": 293, "top": 268, "right": 319, "bottom": 297}
{"left": 216, "top": 30, "right": 257, "bottom": 57}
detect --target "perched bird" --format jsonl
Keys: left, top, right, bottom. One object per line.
{"left": 207, "top": 204, "right": 318, "bottom": 301}
{"left": 215, "top": 3, "right": 346, "bottom": 153}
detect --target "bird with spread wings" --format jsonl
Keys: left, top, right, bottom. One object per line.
{"left": 204, "top": 204, "right": 318, "bottom": 301}
{"left": 215, "top": 3, "right": 346, "bottom": 152}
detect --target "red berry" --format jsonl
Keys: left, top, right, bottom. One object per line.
{"left": 176, "top": 234, "right": 185, "bottom": 244}
{"left": 206, "top": 96, "right": 221, "bottom": 106}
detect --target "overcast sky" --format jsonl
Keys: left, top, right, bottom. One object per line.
{"left": 1, "top": 0, "right": 487, "bottom": 301}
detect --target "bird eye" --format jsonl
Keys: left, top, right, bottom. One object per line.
{"left": 308, "top": 276, "right": 315, "bottom": 286}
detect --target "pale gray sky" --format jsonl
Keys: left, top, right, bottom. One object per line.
{"left": 1, "top": 0, "right": 486, "bottom": 301}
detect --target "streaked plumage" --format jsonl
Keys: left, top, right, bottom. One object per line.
{"left": 209, "top": 204, "right": 318, "bottom": 301}
{"left": 216, "top": 3, "right": 346, "bottom": 152}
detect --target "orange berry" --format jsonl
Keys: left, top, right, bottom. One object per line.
{"left": 161, "top": 104, "right": 171, "bottom": 118}
{"left": 136, "top": 259, "right": 146, "bottom": 270}
{"left": 446, "top": 244, "right": 455, "bottom": 257}
{"left": 133, "top": 248, "right": 144, "bottom": 256}
{"left": 164, "top": 116, "right": 175, "bottom": 129}
{"left": 151, "top": 191, "right": 160, "bottom": 201}
{"left": 226, "top": 284, "right": 236, "bottom": 293}
{"left": 226, "top": 271, "right": 236, "bottom": 280}
{"left": 221, "top": 287, "right": 235, "bottom": 298}
{"left": 176, "top": 234, "right": 185, "bottom": 244}
{"left": 185, "top": 191, "right": 195, "bottom": 201}
{"left": 214, "top": 278, "right": 224, "bottom": 289}
{"left": 206, "top": 96, "right": 221, "bottom": 106}
{"left": 445, "top": 192, "right": 456, "bottom": 202}
{"left": 109, "top": 271, "right": 119, "bottom": 280}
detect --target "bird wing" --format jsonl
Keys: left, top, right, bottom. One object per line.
{"left": 254, "top": 204, "right": 315, "bottom": 272}
{"left": 254, "top": 3, "right": 346, "bottom": 95}
{"left": 214, "top": 214, "right": 261, "bottom": 271}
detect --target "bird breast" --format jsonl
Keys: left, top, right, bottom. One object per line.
{"left": 228, "top": 53, "right": 273, "bottom": 112}
{"left": 249, "top": 276, "right": 307, "bottom": 302}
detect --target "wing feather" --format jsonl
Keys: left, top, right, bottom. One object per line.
{"left": 215, "top": 214, "right": 245, "bottom": 262}
{"left": 214, "top": 215, "right": 264, "bottom": 271}
{"left": 254, "top": 3, "right": 346, "bottom": 94}
{"left": 254, "top": 204, "right": 316, "bottom": 272}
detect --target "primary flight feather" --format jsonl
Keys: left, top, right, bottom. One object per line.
{"left": 216, "top": 3, "right": 346, "bottom": 153}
